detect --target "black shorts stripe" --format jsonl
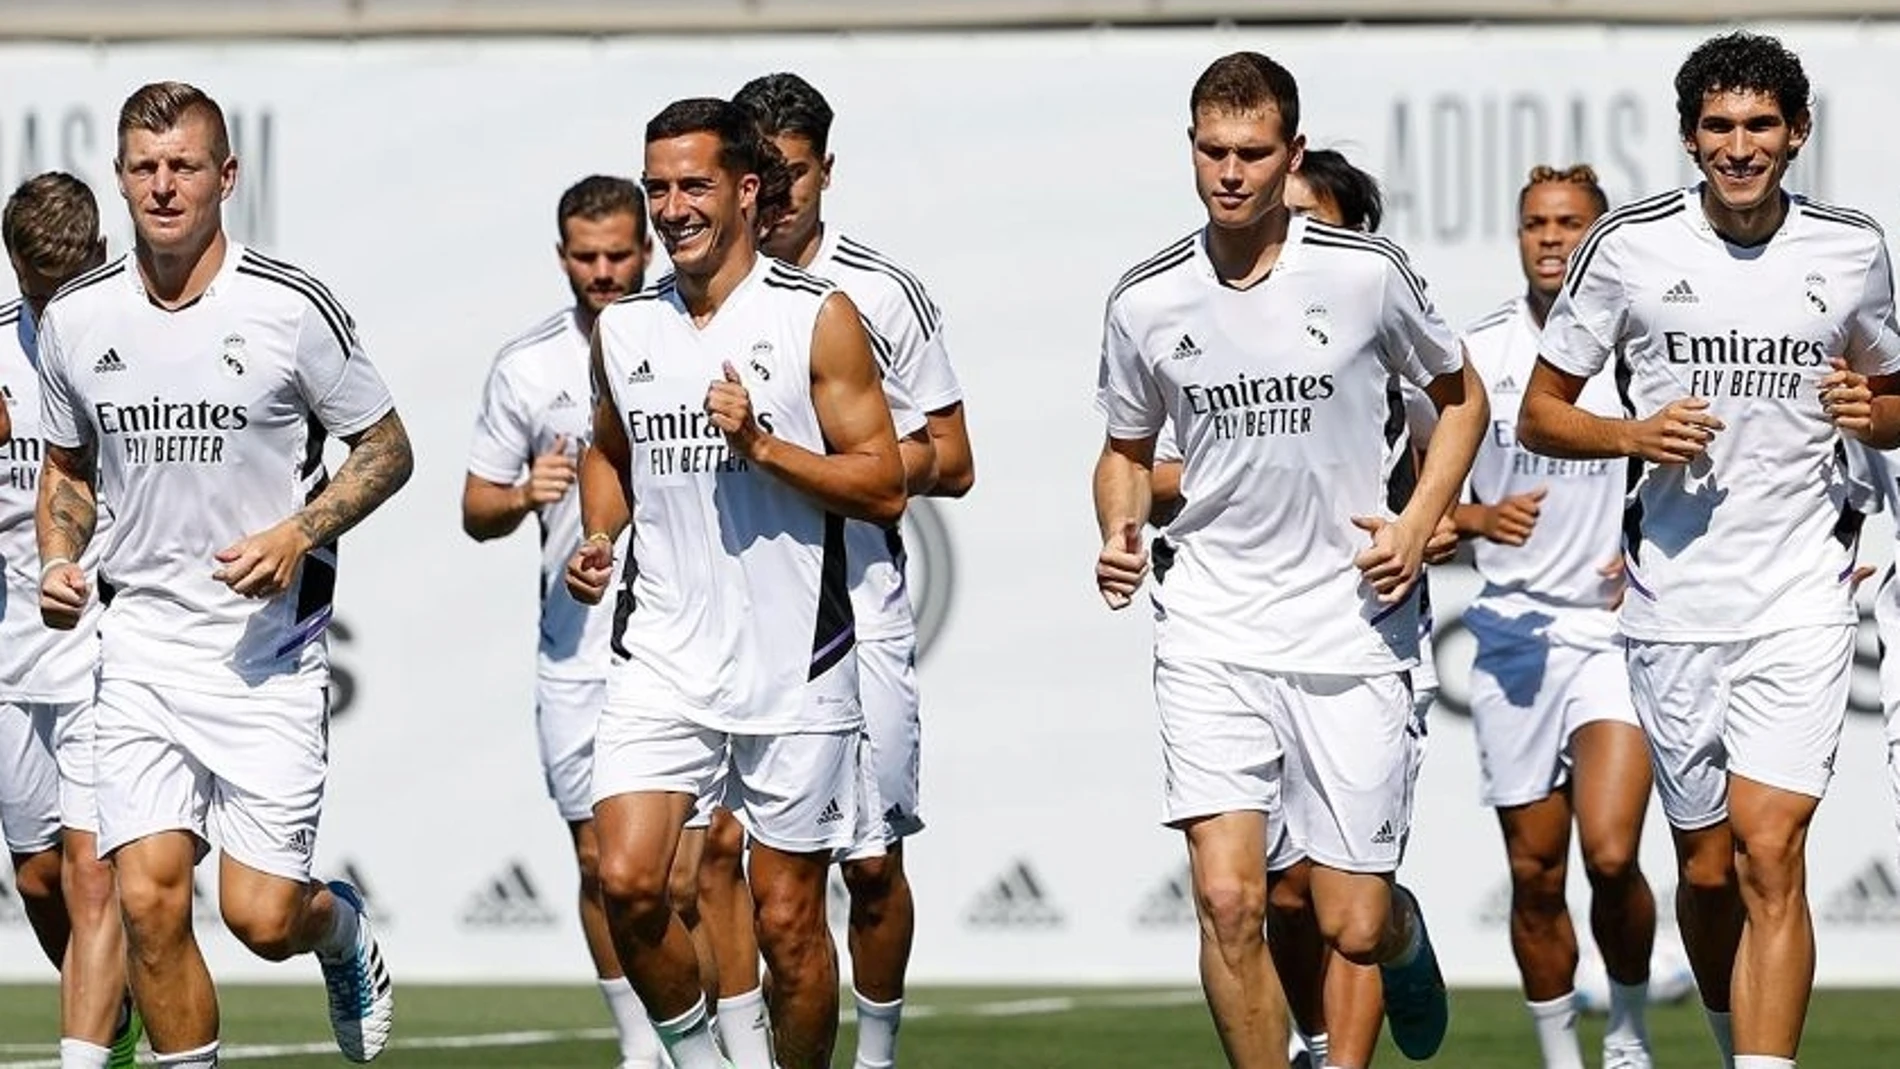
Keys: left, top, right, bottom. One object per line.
{"left": 808, "top": 512, "right": 855, "bottom": 681}
{"left": 831, "top": 243, "right": 941, "bottom": 335}
{"left": 239, "top": 250, "right": 356, "bottom": 334}
{"left": 46, "top": 259, "right": 127, "bottom": 307}
{"left": 235, "top": 262, "right": 355, "bottom": 355}
{"left": 1302, "top": 233, "right": 1429, "bottom": 309}
{"left": 1109, "top": 244, "right": 1195, "bottom": 304}
{"left": 1565, "top": 198, "right": 1685, "bottom": 297}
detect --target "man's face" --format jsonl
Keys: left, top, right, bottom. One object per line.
{"left": 1190, "top": 106, "right": 1303, "bottom": 231}
{"left": 643, "top": 132, "right": 757, "bottom": 278}
{"left": 1283, "top": 172, "right": 1342, "bottom": 227}
{"left": 761, "top": 132, "right": 830, "bottom": 260}
{"left": 558, "top": 211, "right": 648, "bottom": 314}
{"left": 1517, "top": 183, "right": 1600, "bottom": 299}
{"left": 1685, "top": 88, "right": 1808, "bottom": 216}
{"left": 116, "top": 112, "right": 235, "bottom": 255}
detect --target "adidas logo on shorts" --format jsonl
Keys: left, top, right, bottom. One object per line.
{"left": 817, "top": 798, "right": 844, "bottom": 825}
{"left": 1662, "top": 279, "right": 1699, "bottom": 304}
{"left": 1370, "top": 820, "right": 1398, "bottom": 846}
{"left": 628, "top": 359, "right": 654, "bottom": 384}
{"left": 1170, "top": 334, "right": 1203, "bottom": 360}
{"left": 93, "top": 348, "right": 126, "bottom": 373}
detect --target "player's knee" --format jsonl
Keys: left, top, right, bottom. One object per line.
{"left": 115, "top": 863, "right": 192, "bottom": 937}
{"left": 1678, "top": 846, "right": 1738, "bottom": 899}
{"left": 62, "top": 855, "right": 118, "bottom": 922}
{"left": 1267, "top": 866, "right": 1311, "bottom": 917}
{"left": 12, "top": 850, "right": 63, "bottom": 905}
{"left": 1735, "top": 833, "right": 1806, "bottom": 906}
{"left": 1581, "top": 838, "right": 1641, "bottom": 887}
{"left": 753, "top": 881, "right": 827, "bottom": 953}
{"left": 1193, "top": 872, "right": 1267, "bottom": 949}
{"left": 667, "top": 862, "right": 701, "bottom": 926}
{"left": 704, "top": 812, "right": 746, "bottom": 866}
{"left": 842, "top": 853, "right": 896, "bottom": 901}
{"left": 225, "top": 905, "right": 300, "bottom": 962}
{"left": 1507, "top": 850, "right": 1568, "bottom": 913}
{"left": 596, "top": 852, "right": 671, "bottom": 922}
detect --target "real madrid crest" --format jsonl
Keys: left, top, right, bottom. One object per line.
{"left": 220, "top": 332, "right": 247, "bottom": 378}
{"left": 749, "top": 339, "right": 773, "bottom": 380}
{"left": 1302, "top": 303, "right": 1332, "bottom": 349}
{"left": 1804, "top": 271, "right": 1829, "bottom": 316}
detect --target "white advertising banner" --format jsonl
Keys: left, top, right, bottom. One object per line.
{"left": 2, "top": 21, "right": 1899, "bottom": 985}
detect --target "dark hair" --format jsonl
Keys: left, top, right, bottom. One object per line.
{"left": 1297, "top": 149, "right": 1383, "bottom": 233}
{"left": 1519, "top": 163, "right": 1610, "bottom": 218}
{"left": 118, "top": 80, "right": 230, "bottom": 162}
{"left": 645, "top": 97, "right": 793, "bottom": 229}
{"left": 2, "top": 172, "right": 100, "bottom": 279}
{"left": 1189, "top": 52, "right": 1300, "bottom": 139}
{"left": 1674, "top": 32, "right": 1810, "bottom": 142}
{"left": 557, "top": 175, "right": 645, "bottom": 240}
{"left": 733, "top": 72, "right": 835, "bottom": 156}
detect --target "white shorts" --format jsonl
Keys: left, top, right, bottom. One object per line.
{"left": 594, "top": 703, "right": 858, "bottom": 854}
{"left": 1268, "top": 684, "right": 1432, "bottom": 873}
{"left": 844, "top": 635, "right": 923, "bottom": 860}
{"left": 536, "top": 676, "right": 603, "bottom": 823}
{"left": 1627, "top": 625, "right": 1853, "bottom": 831}
{"left": 1469, "top": 620, "right": 1641, "bottom": 808}
{"left": 1157, "top": 657, "right": 1416, "bottom": 875}
{"left": 94, "top": 679, "right": 327, "bottom": 882}
{"left": 0, "top": 701, "right": 60, "bottom": 854}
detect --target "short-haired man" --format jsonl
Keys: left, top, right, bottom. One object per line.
{"left": 2, "top": 172, "right": 141, "bottom": 1069}
{"left": 1455, "top": 164, "right": 1658, "bottom": 1069}
{"left": 463, "top": 175, "right": 671, "bottom": 1069}
{"left": 568, "top": 97, "right": 904, "bottom": 1069}
{"left": 1519, "top": 33, "right": 1900, "bottom": 1069}
{"left": 36, "top": 82, "right": 408, "bottom": 1067}
{"left": 1094, "top": 52, "right": 1485, "bottom": 1068}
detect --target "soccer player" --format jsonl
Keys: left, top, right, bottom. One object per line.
{"left": 35, "top": 82, "right": 406, "bottom": 1067}
{"left": 463, "top": 175, "right": 676, "bottom": 1069}
{"left": 567, "top": 97, "right": 904, "bottom": 1069}
{"left": 1094, "top": 52, "right": 1485, "bottom": 1069}
{"left": 1518, "top": 33, "right": 1900, "bottom": 1069}
{"left": 725, "top": 69, "right": 973, "bottom": 1069}
{"left": 1456, "top": 163, "right": 1657, "bottom": 1069}
{"left": 3, "top": 173, "right": 141, "bottom": 1069}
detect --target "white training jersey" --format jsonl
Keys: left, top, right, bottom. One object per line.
{"left": 0, "top": 300, "right": 104, "bottom": 701}
{"left": 807, "top": 230, "right": 948, "bottom": 642}
{"left": 597, "top": 255, "right": 860, "bottom": 732}
{"left": 37, "top": 245, "right": 395, "bottom": 695}
{"left": 1463, "top": 295, "right": 1625, "bottom": 647}
{"left": 1097, "top": 217, "right": 1465, "bottom": 674}
{"left": 1541, "top": 187, "right": 1900, "bottom": 642}
{"left": 467, "top": 307, "right": 630, "bottom": 682}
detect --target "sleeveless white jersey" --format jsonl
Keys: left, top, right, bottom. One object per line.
{"left": 0, "top": 300, "right": 104, "bottom": 701}
{"left": 808, "top": 230, "right": 951, "bottom": 642}
{"left": 1541, "top": 187, "right": 1900, "bottom": 642}
{"left": 596, "top": 255, "right": 860, "bottom": 732}
{"left": 467, "top": 307, "right": 629, "bottom": 681}
{"left": 1464, "top": 295, "right": 1625, "bottom": 645}
{"left": 1097, "top": 218, "right": 1466, "bottom": 674}
{"left": 36, "top": 245, "right": 395, "bottom": 695}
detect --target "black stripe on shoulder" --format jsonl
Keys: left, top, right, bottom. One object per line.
{"left": 858, "top": 313, "right": 897, "bottom": 373}
{"left": 47, "top": 257, "right": 127, "bottom": 307}
{"left": 1302, "top": 225, "right": 1430, "bottom": 309}
{"left": 764, "top": 275, "right": 832, "bottom": 298}
{"left": 768, "top": 261, "right": 835, "bottom": 290}
{"left": 234, "top": 262, "right": 355, "bottom": 354}
{"left": 1464, "top": 300, "right": 1518, "bottom": 336}
{"left": 1110, "top": 235, "right": 1197, "bottom": 304}
{"left": 1800, "top": 200, "right": 1884, "bottom": 236}
{"left": 833, "top": 236, "right": 942, "bottom": 334}
{"left": 495, "top": 311, "right": 570, "bottom": 360}
{"left": 238, "top": 250, "right": 356, "bottom": 335}
{"left": 615, "top": 275, "right": 677, "bottom": 304}
{"left": 1565, "top": 198, "right": 1686, "bottom": 297}
{"left": 0, "top": 297, "right": 21, "bottom": 325}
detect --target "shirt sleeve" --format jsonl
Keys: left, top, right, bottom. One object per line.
{"left": 860, "top": 314, "right": 927, "bottom": 439}
{"left": 1373, "top": 248, "right": 1464, "bottom": 389}
{"left": 34, "top": 310, "right": 87, "bottom": 450}
{"left": 870, "top": 275, "right": 963, "bottom": 415}
{"left": 292, "top": 300, "right": 395, "bottom": 438}
{"left": 1540, "top": 228, "right": 1627, "bottom": 379}
{"left": 1095, "top": 300, "right": 1165, "bottom": 440}
{"left": 1847, "top": 240, "right": 1900, "bottom": 377}
{"left": 1153, "top": 419, "right": 1184, "bottom": 464}
{"left": 466, "top": 358, "right": 534, "bottom": 485}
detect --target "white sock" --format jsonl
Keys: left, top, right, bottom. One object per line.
{"left": 600, "top": 977, "right": 667, "bottom": 1068}
{"left": 1733, "top": 1058, "right": 1794, "bottom": 1069}
{"left": 1526, "top": 993, "right": 1586, "bottom": 1069}
{"left": 852, "top": 989, "right": 903, "bottom": 1069}
{"left": 1605, "top": 978, "right": 1650, "bottom": 1049}
{"left": 1706, "top": 1008, "right": 1735, "bottom": 1063}
{"left": 1300, "top": 1030, "right": 1329, "bottom": 1064}
{"left": 153, "top": 1041, "right": 219, "bottom": 1068}
{"left": 58, "top": 1039, "right": 110, "bottom": 1069}
{"left": 316, "top": 891, "right": 361, "bottom": 961}
{"left": 652, "top": 997, "right": 725, "bottom": 1069}
{"left": 715, "top": 987, "right": 774, "bottom": 1069}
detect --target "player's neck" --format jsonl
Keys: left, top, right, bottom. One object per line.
{"left": 1525, "top": 286, "right": 1556, "bottom": 329}
{"left": 779, "top": 219, "right": 823, "bottom": 269}
{"left": 1699, "top": 184, "right": 1789, "bottom": 248}
{"left": 1203, "top": 208, "right": 1292, "bottom": 289}
{"left": 571, "top": 303, "right": 598, "bottom": 339}
{"left": 135, "top": 228, "right": 228, "bottom": 310}
{"left": 677, "top": 245, "right": 759, "bottom": 326}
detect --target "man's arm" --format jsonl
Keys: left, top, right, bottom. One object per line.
{"left": 1354, "top": 362, "right": 1488, "bottom": 600}
{"left": 898, "top": 428, "right": 939, "bottom": 497}
{"left": 1093, "top": 434, "right": 1154, "bottom": 609}
{"left": 923, "top": 403, "right": 973, "bottom": 497}
{"left": 463, "top": 437, "right": 578, "bottom": 541}
{"left": 567, "top": 333, "right": 633, "bottom": 606}
{"left": 0, "top": 388, "right": 11, "bottom": 443}
{"left": 1518, "top": 358, "right": 1723, "bottom": 462}
{"left": 36, "top": 441, "right": 97, "bottom": 629}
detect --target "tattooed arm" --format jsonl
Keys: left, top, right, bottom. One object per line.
{"left": 212, "top": 410, "right": 415, "bottom": 598}
{"left": 37, "top": 441, "right": 98, "bottom": 629}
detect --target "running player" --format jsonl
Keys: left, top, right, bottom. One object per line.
{"left": 568, "top": 97, "right": 904, "bottom": 1069}
{"left": 1518, "top": 33, "right": 1900, "bottom": 1069}
{"left": 35, "top": 82, "right": 405, "bottom": 1067}
{"left": 2, "top": 172, "right": 140, "bottom": 1069}
{"left": 462, "top": 175, "right": 672, "bottom": 1069}
{"left": 729, "top": 69, "right": 973, "bottom": 1069}
{"left": 1094, "top": 53, "right": 1485, "bottom": 1068}
{"left": 1456, "top": 164, "right": 1657, "bottom": 1069}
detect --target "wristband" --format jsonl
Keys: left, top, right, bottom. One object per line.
{"left": 40, "top": 556, "right": 74, "bottom": 580}
{"left": 584, "top": 531, "right": 613, "bottom": 547}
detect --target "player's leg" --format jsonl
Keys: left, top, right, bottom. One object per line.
{"left": 54, "top": 698, "right": 137, "bottom": 1067}
{"left": 670, "top": 824, "right": 723, "bottom": 1035}
{"left": 1875, "top": 566, "right": 1900, "bottom": 863}
{"left": 1497, "top": 795, "right": 1584, "bottom": 1069}
{"left": 1569, "top": 706, "right": 1657, "bottom": 1067}
{"left": 731, "top": 728, "right": 858, "bottom": 1069}
{"left": 1316, "top": 949, "right": 1382, "bottom": 1069}
{"left": 699, "top": 801, "right": 771, "bottom": 1069}
{"left": 0, "top": 699, "right": 68, "bottom": 967}
{"left": 1723, "top": 624, "right": 1852, "bottom": 1062}
{"left": 1265, "top": 858, "right": 1325, "bottom": 1059}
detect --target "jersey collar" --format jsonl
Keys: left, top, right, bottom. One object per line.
{"left": 1192, "top": 212, "right": 1308, "bottom": 289}
{"left": 125, "top": 238, "right": 248, "bottom": 307}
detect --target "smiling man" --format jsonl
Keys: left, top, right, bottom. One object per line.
{"left": 1518, "top": 32, "right": 1900, "bottom": 1069}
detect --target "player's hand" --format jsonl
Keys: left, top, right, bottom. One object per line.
{"left": 1626, "top": 398, "right": 1724, "bottom": 464}
{"left": 1822, "top": 358, "right": 1876, "bottom": 439}
{"left": 213, "top": 520, "right": 315, "bottom": 599}
{"left": 705, "top": 362, "right": 768, "bottom": 461}
{"left": 521, "top": 434, "right": 578, "bottom": 507}
{"left": 1478, "top": 486, "right": 1548, "bottom": 546}
{"left": 1352, "top": 514, "right": 1427, "bottom": 604}
{"left": 566, "top": 537, "right": 614, "bottom": 606}
{"left": 1096, "top": 519, "right": 1148, "bottom": 610}
{"left": 39, "top": 560, "right": 90, "bottom": 630}
{"left": 1424, "top": 510, "right": 1460, "bottom": 565}
{"left": 1851, "top": 563, "right": 1879, "bottom": 594}
{"left": 1599, "top": 554, "right": 1627, "bottom": 611}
